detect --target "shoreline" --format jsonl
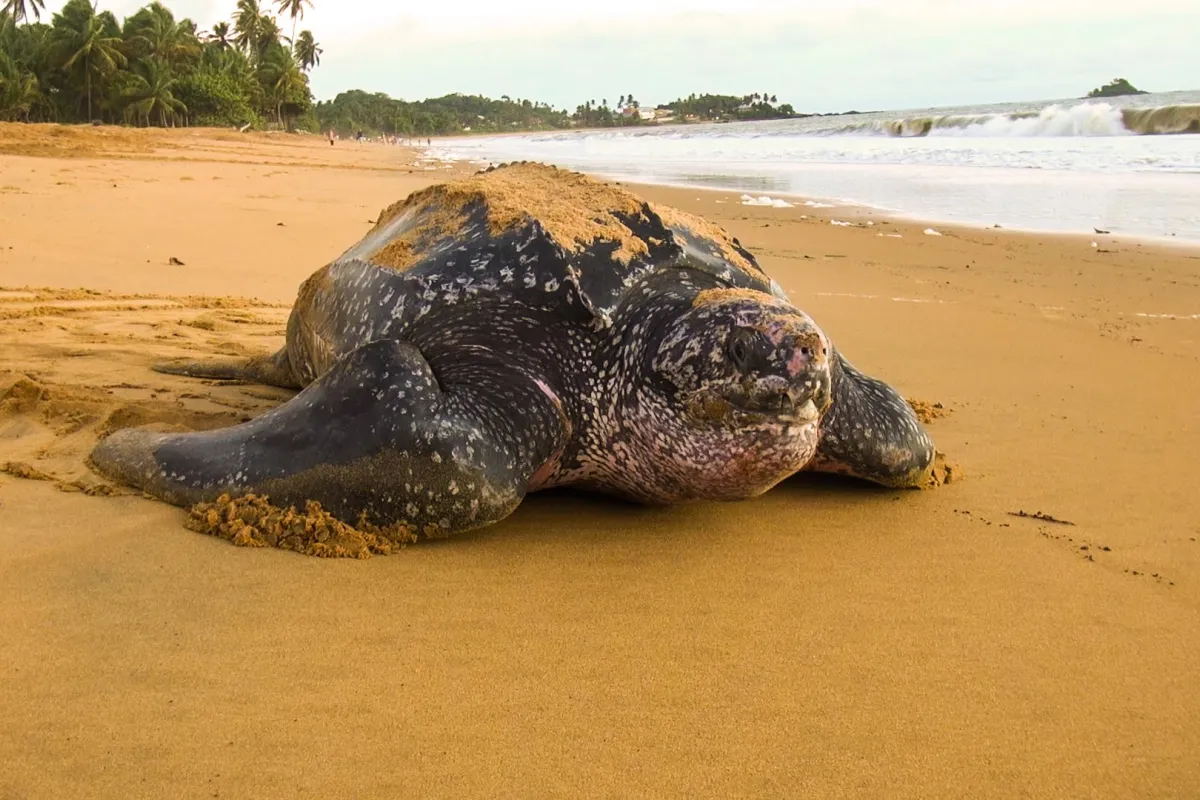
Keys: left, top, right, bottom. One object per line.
{"left": 443, "top": 148, "right": 1200, "bottom": 253}
{"left": 636, "top": 179, "right": 1200, "bottom": 253}
{"left": 434, "top": 149, "right": 1200, "bottom": 248}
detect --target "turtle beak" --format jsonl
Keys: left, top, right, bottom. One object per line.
{"left": 781, "top": 335, "right": 833, "bottom": 415}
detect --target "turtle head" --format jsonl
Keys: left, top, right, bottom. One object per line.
{"left": 629, "top": 287, "right": 834, "bottom": 502}
{"left": 654, "top": 288, "right": 833, "bottom": 429}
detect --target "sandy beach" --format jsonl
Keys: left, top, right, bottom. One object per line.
{"left": 2, "top": 124, "right": 1199, "bottom": 798}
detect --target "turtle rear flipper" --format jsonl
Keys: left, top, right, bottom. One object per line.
{"left": 92, "top": 339, "right": 568, "bottom": 537}
{"left": 804, "top": 350, "right": 936, "bottom": 488}
{"left": 151, "top": 348, "right": 301, "bottom": 390}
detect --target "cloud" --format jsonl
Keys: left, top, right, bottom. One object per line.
{"left": 309, "top": 3, "right": 1200, "bottom": 111}
{"left": 36, "top": 0, "right": 1200, "bottom": 111}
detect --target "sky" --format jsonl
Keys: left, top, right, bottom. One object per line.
{"left": 34, "top": 0, "right": 1200, "bottom": 112}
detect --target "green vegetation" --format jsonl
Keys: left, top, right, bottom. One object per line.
{"left": 0, "top": 0, "right": 318, "bottom": 128}
{"left": 1, "top": 0, "right": 805, "bottom": 136}
{"left": 314, "top": 90, "right": 803, "bottom": 139}
{"left": 314, "top": 90, "right": 573, "bottom": 138}
{"left": 1086, "top": 78, "right": 1148, "bottom": 98}
{"left": 664, "top": 92, "right": 796, "bottom": 122}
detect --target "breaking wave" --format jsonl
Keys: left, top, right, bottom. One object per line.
{"left": 829, "top": 102, "right": 1200, "bottom": 138}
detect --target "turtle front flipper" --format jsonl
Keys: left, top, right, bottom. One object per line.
{"left": 90, "top": 339, "right": 568, "bottom": 537}
{"left": 804, "top": 350, "right": 936, "bottom": 488}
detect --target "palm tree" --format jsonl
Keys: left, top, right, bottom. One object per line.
{"left": 232, "top": 0, "right": 262, "bottom": 57}
{"left": 1, "top": 0, "right": 45, "bottom": 24}
{"left": 0, "top": 49, "right": 40, "bottom": 120}
{"left": 122, "top": 56, "right": 185, "bottom": 126}
{"left": 218, "top": 46, "right": 263, "bottom": 108}
{"left": 292, "top": 29, "right": 319, "bottom": 71}
{"left": 254, "top": 13, "right": 281, "bottom": 59}
{"left": 274, "top": 0, "right": 311, "bottom": 46}
{"left": 51, "top": 0, "right": 128, "bottom": 121}
{"left": 257, "top": 44, "right": 304, "bottom": 126}
{"left": 126, "top": 2, "right": 200, "bottom": 71}
{"left": 206, "top": 21, "right": 232, "bottom": 50}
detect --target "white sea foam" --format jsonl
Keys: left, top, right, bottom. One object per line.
{"left": 927, "top": 103, "right": 1130, "bottom": 138}
{"left": 1134, "top": 312, "right": 1200, "bottom": 320}
{"left": 428, "top": 89, "right": 1200, "bottom": 242}
{"left": 741, "top": 194, "right": 793, "bottom": 207}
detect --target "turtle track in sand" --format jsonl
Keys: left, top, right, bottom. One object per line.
{"left": 0, "top": 286, "right": 435, "bottom": 558}
{"left": 0, "top": 286, "right": 290, "bottom": 500}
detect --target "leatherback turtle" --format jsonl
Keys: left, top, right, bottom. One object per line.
{"left": 90, "top": 162, "right": 935, "bottom": 537}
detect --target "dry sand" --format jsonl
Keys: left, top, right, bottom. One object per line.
{"left": 2, "top": 123, "right": 1199, "bottom": 798}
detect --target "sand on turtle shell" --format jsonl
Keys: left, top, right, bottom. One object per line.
{"left": 185, "top": 493, "right": 419, "bottom": 559}
{"left": 363, "top": 162, "right": 770, "bottom": 280}
{"left": 649, "top": 201, "right": 763, "bottom": 276}
{"left": 356, "top": 163, "right": 772, "bottom": 279}
{"left": 369, "top": 202, "right": 472, "bottom": 272}
{"left": 367, "top": 162, "right": 661, "bottom": 269}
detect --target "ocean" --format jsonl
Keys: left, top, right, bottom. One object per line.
{"left": 429, "top": 91, "right": 1200, "bottom": 243}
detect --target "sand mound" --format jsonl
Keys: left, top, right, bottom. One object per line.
{"left": 0, "top": 122, "right": 175, "bottom": 159}
{"left": 925, "top": 451, "right": 960, "bottom": 488}
{"left": 907, "top": 398, "right": 951, "bottom": 424}
{"left": 185, "top": 493, "right": 418, "bottom": 559}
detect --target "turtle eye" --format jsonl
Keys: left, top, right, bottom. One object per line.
{"left": 727, "top": 329, "right": 754, "bottom": 369}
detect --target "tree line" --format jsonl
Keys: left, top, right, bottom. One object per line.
{"left": 315, "top": 90, "right": 801, "bottom": 138}
{"left": 0, "top": 0, "right": 320, "bottom": 128}
{"left": 2, "top": 0, "right": 803, "bottom": 136}
{"left": 664, "top": 92, "right": 796, "bottom": 121}
{"left": 314, "top": 89, "right": 574, "bottom": 138}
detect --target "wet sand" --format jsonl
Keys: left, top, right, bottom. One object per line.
{"left": 2, "top": 123, "right": 1199, "bottom": 798}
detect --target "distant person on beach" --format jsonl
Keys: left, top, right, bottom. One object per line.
{"left": 327, "top": 129, "right": 335, "bottom": 146}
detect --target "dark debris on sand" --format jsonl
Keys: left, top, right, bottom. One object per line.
{"left": 1008, "top": 510, "right": 1076, "bottom": 526}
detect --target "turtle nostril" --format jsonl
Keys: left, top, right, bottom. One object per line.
{"left": 800, "top": 347, "right": 811, "bottom": 356}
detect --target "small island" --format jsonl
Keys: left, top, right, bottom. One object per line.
{"left": 1086, "top": 78, "right": 1149, "bottom": 98}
